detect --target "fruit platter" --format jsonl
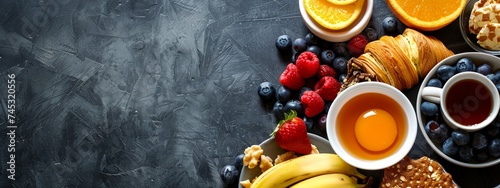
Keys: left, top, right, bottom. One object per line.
{"left": 219, "top": 0, "right": 500, "bottom": 187}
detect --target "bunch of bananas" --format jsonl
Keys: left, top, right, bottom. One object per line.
{"left": 249, "top": 153, "right": 371, "bottom": 188}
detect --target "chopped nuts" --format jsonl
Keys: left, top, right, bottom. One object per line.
{"left": 243, "top": 145, "right": 264, "bottom": 169}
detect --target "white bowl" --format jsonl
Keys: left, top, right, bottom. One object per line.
{"left": 238, "top": 133, "right": 334, "bottom": 188}
{"left": 326, "top": 82, "right": 418, "bottom": 170}
{"left": 299, "top": 0, "right": 373, "bottom": 42}
{"left": 416, "top": 52, "right": 500, "bottom": 168}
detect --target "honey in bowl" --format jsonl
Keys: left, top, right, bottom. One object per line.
{"left": 336, "top": 92, "right": 407, "bottom": 160}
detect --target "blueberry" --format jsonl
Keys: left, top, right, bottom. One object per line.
{"left": 382, "top": 16, "right": 398, "bottom": 33}
{"left": 298, "top": 87, "right": 312, "bottom": 99}
{"left": 476, "top": 64, "right": 492, "bottom": 75}
{"left": 497, "top": 83, "right": 500, "bottom": 94}
{"left": 305, "top": 33, "right": 319, "bottom": 46}
{"left": 338, "top": 73, "right": 347, "bottom": 83}
{"left": 421, "top": 101, "right": 439, "bottom": 116}
{"left": 220, "top": 165, "right": 239, "bottom": 185}
{"left": 303, "top": 116, "right": 314, "bottom": 132}
{"left": 333, "top": 42, "right": 349, "bottom": 58}
{"left": 258, "top": 82, "right": 276, "bottom": 103}
{"left": 486, "top": 124, "right": 499, "bottom": 137}
{"left": 456, "top": 57, "right": 476, "bottom": 73}
{"left": 276, "top": 85, "right": 293, "bottom": 103}
{"left": 234, "top": 154, "right": 245, "bottom": 171}
{"left": 472, "top": 132, "right": 488, "bottom": 150}
{"left": 273, "top": 101, "right": 286, "bottom": 120}
{"left": 285, "top": 100, "right": 303, "bottom": 116}
{"left": 426, "top": 78, "right": 443, "bottom": 88}
{"left": 291, "top": 52, "right": 300, "bottom": 64}
{"left": 451, "top": 129, "right": 470, "bottom": 146}
{"left": 495, "top": 70, "right": 500, "bottom": 79}
{"left": 425, "top": 120, "right": 449, "bottom": 143}
{"left": 476, "top": 151, "right": 489, "bottom": 162}
{"left": 323, "top": 101, "right": 332, "bottom": 114}
{"left": 320, "top": 50, "right": 336, "bottom": 64}
{"left": 442, "top": 137, "right": 459, "bottom": 156}
{"left": 317, "top": 114, "right": 327, "bottom": 131}
{"left": 293, "top": 38, "right": 307, "bottom": 53}
{"left": 458, "top": 145, "right": 473, "bottom": 162}
{"left": 437, "top": 65, "right": 457, "bottom": 81}
{"left": 307, "top": 45, "right": 322, "bottom": 57}
{"left": 332, "top": 57, "right": 348, "bottom": 74}
{"left": 275, "top": 34, "right": 292, "bottom": 53}
{"left": 486, "top": 73, "right": 500, "bottom": 84}
{"left": 364, "top": 27, "right": 378, "bottom": 41}
{"left": 488, "top": 138, "right": 500, "bottom": 158}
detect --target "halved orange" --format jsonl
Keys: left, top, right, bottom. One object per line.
{"left": 327, "top": 0, "right": 358, "bottom": 5}
{"left": 304, "top": 0, "right": 365, "bottom": 30}
{"left": 386, "top": 0, "right": 466, "bottom": 31}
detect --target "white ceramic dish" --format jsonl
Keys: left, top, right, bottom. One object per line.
{"left": 326, "top": 82, "right": 418, "bottom": 170}
{"left": 416, "top": 52, "right": 500, "bottom": 168}
{"left": 298, "top": 0, "right": 374, "bottom": 42}
{"left": 237, "top": 133, "right": 334, "bottom": 188}
{"left": 459, "top": 0, "right": 500, "bottom": 55}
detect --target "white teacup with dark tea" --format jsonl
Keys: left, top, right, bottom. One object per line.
{"left": 422, "top": 72, "right": 500, "bottom": 132}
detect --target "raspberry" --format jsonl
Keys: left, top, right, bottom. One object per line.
{"left": 280, "top": 63, "right": 305, "bottom": 90}
{"left": 296, "top": 51, "right": 320, "bottom": 78}
{"left": 300, "top": 91, "right": 324, "bottom": 117}
{"left": 316, "top": 64, "right": 337, "bottom": 79}
{"left": 314, "top": 76, "right": 341, "bottom": 101}
{"left": 347, "top": 34, "right": 368, "bottom": 57}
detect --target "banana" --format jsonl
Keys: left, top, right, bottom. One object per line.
{"left": 290, "top": 173, "right": 370, "bottom": 188}
{"left": 250, "top": 153, "right": 366, "bottom": 188}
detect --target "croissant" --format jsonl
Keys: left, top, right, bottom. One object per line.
{"left": 342, "top": 28, "right": 454, "bottom": 91}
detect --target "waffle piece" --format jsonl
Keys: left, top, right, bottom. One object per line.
{"left": 469, "top": 0, "right": 500, "bottom": 34}
{"left": 380, "top": 156, "right": 459, "bottom": 188}
{"left": 477, "top": 22, "right": 500, "bottom": 50}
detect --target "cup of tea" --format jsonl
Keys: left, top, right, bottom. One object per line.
{"left": 326, "top": 82, "right": 417, "bottom": 170}
{"left": 421, "top": 72, "right": 500, "bottom": 132}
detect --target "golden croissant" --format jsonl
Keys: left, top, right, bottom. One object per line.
{"left": 342, "top": 28, "right": 454, "bottom": 91}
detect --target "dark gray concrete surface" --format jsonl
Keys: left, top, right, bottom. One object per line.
{"left": 0, "top": 0, "right": 498, "bottom": 187}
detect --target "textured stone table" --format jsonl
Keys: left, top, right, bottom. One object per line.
{"left": 0, "top": 0, "right": 499, "bottom": 187}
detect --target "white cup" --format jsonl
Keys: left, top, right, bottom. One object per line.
{"left": 422, "top": 72, "right": 500, "bottom": 131}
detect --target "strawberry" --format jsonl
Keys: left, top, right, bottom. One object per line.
{"left": 280, "top": 63, "right": 305, "bottom": 90}
{"left": 300, "top": 90, "right": 324, "bottom": 117}
{"left": 347, "top": 34, "right": 368, "bottom": 57}
{"left": 271, "top": 110, "right": 312, "bottom": 154}
{"left": 314, "top": 76, "right": 341, "bottom": 101}
{"left": 296, "top": 51, "right": 320, "bottom": 78}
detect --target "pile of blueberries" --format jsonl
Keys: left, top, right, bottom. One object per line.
{"left": 420, "top": 57, "right": 500, "bottom": 163}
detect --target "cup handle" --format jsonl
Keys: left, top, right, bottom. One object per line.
{"left": 421, "top": 87, "right": 443, "bottom": 104}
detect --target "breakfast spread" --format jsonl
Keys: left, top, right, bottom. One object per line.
{"left": 342, "top": 28, "right": 454, "bottom": 91}
{"left": 381, "top": 156, "right": 459, "bottom": 188}
{"left": 468, "top": 0, "right": 500, "bottom": 50}
{"left": 219, "top": 1, "right": 500, "bottom": 187}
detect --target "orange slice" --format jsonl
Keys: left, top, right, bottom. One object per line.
{"left": 386, "top": 0, "right": 466, "bottom": 31}
{"left": 327, "top": 0, "right": 358, "bottom": 5}
{"left": 304, "top": 0, "right": 365, "bottom": 30}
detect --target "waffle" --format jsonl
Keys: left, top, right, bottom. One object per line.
{"left": 380, "top": 156, "right": 459, "bottom": 188}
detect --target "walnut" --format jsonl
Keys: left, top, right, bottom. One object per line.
{"left": 240, "top": 179, "right": 252, "bottom": 188}
{"left": 310, "top": 144, "right": 319, "bottom": 154}
{"left": 259, "top": 155, "right": 273, "bottom": 172}
{"left": 243, "top": 145, "right": 264, "bottom": 169}
{"left": 274, "top": 151, "right": 297, "bottom": 165}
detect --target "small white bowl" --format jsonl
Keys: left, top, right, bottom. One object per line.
{"left": 238, "top": 133, "right": 334, "bottom": 188}
{"left": 326, "top": 82, "right": 417, "bottom": 170}
{"left": 298, "top": 0, "right": 373, "bottom": 42}
{"left": 417, "top": 52, "right": 500, "bottom": 168}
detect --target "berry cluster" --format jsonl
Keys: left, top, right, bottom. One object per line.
{"left": 421, "top": 57, "right": 500, "bottom": 163}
